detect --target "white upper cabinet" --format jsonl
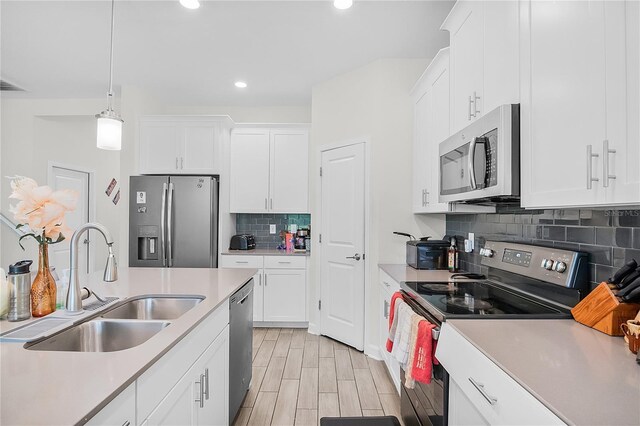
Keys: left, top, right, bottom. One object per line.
{"left": 412, "top": 48, "right": 452, "bottom": 213}
{"left": 139, "top": 116, "right": 231, "bottom": 175}
{"left": 229, "top": 129, "right": 271, "bottom": 213}
{"left": 520, "top": 0, "right": 639, "bottom": 208}
{"left": 230, "top": 126, "right": 309, "bottom": 213}
{"left": 412, "top": 48, "right": 494, "bottom": 214}
{"left": 270, "top": 129, "right": 309, "bottom": 213}
{"left": 442, "top": 1, "right": 519, "bottom": 134}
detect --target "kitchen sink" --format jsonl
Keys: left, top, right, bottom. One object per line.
{"left": 25, "top": 319, "right": 170, "bottom": 352}
{"left": 100, "top": 295, "right": 204, "bottom": 320}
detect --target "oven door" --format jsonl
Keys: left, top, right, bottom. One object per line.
{"left": 400, "top": 293, "right": 449, "bottom": 426}
{"left": 401, "top": 364, "right": 448, "bottom": 426}
{"left": 439, "top": 136, "right": 488, "bottom": 198}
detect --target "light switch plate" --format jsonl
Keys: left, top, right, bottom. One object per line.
{"left": 270, "top": 224, "right": 276, "bottom": 234}
{"left": 467, "top": 232, "right": 475, "bottom": 252}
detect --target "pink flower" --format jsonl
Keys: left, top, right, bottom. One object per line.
{"left": 7, "top": 176, "right": 78, "bottom": 243}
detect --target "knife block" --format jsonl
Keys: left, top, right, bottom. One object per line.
{"left": 571, "top": 282, "right": 640, "bottom": 336}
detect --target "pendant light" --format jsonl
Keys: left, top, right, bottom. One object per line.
{"left": 96, "top": 0, "right": 123, "bottom": 150}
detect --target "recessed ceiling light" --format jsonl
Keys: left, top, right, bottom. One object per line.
{"left": 333, "top": 0, "right": 353, "bottom": 10}
{"left": 234, "top": 81, "right": 248, "bottom": 89}
{"left": 179, "top": 0, "right": 200, "bottom": 10}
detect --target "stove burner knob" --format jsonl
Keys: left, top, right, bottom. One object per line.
{"left": 554, "top": 261, "right": 567, "bottom": 273}
{"left": 541, "top": 259, "right": 554, "bottom": 270}
{"left": 480, "top": 248, "right": 494, "bottom": 257}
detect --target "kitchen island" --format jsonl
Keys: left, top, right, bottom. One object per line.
{"left": 0, "top": 267, "right": 256, "bottom": 426}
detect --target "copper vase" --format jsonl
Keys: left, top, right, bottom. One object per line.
{"left": 31, "top": 243, "right": 56, "bottom": 317}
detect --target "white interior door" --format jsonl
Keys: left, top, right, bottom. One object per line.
{"left": 48, "top": 166, "right": 91, "bottom": 277}
{"left": 320, "top": 142, "right": 365, "bottom": 350}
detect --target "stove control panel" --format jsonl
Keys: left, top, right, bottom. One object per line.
{"left": 481, "top": 240, "right": 589, "bottom": 289}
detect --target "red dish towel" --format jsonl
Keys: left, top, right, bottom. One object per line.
{"left": 411, "top": 320, "right": 437, "bottom": 384}
{"left": 386, "top": 291, "right": 404, "bottom": 352}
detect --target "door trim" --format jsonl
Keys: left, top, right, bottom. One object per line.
{"left": 315, "top": 138, "right": 371, "bottom": 353}
{"left": 47, "top": 161, "right": 96, "bottom": 273}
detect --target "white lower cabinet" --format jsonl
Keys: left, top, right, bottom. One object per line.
{"left": 137, "top": 302, "right": 229, "bottom": 426}
{"left": 220, "top": 255, "right": 307, "bottom": 324}
{"left": 86, "top": 382, "right": 136, "bottom": 426}
{"left": 145, "top": 327, "right": 229, "bottom": 426}
{"left": 378, "top": 269, "right": 401, "bottom": 392}
{"left": 438, "top": 323, "right": 564, "bottom": 426}
{"left": 263, "top": 269, "right": 306, "bottom": 322}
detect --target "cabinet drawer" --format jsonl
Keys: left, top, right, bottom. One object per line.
{"left": 379, "top": 270, "right": 401, "bottom": 293}
{"left": 87, "top": 382, "right": 136, "bottom": 425}
{"left": 219, "top": 255, "right": 264, "bottom": 269}
{"left": 136, "top": 301, "right": 229, "bottom": 423}
{"left": 437, "top": 323, "right": 563, "bottom": 425}
{"left": 264, "top": 255, "right": 306, "bottom": 269}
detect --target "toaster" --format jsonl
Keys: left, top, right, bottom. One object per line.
{"left": 229, "top": 234, "right": 256, "bottom": 250}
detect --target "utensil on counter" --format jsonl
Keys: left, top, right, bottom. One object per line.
{"left": 620, "top": 322, "right": 640, "bottom": 354}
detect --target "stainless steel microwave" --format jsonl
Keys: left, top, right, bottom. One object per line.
{"left": 439, "top": 104, "right": 520, "bottom": 204}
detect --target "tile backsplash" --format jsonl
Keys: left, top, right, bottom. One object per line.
{"left": 445, "top": 208, "right": 640, "bottom": 288}
{"left": 235, "top": 214, "right": 311, "bottom": 249}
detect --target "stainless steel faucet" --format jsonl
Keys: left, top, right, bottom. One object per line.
{"left": 66, "top": 222, "right": 118, "bottom": 314}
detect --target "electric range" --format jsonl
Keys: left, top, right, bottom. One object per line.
{"left": 398, "top": 240, "right": 590, "bottom": 426}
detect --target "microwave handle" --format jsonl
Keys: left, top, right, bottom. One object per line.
{"left": 468, "top": 136, "right": 488, "bottom": 190}
{"left": 469, "top": 137, "right": 479, "bottom": 190}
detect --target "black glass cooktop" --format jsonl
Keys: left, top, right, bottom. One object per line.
{"left": 401, "top": 280, "right": 571, "bottom": 322}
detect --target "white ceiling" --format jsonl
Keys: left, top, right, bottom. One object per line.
{"left": 1, "top": 1, "right": 453, "bottom": 106}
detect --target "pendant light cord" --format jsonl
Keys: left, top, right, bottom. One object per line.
{"left": 107, "top": 0, "right": 116, "bottom": 112}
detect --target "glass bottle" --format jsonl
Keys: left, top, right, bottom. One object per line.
{"left": 31, "top": 243, "right": 57, "bottom": 317}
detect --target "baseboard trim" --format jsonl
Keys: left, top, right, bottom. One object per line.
{"left": 253, "top": 321, "right": 308, "bottom": 328}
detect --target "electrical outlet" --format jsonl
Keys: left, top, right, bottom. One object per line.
{"left": 270, "top": 224, "right": 276, "bottom": 234}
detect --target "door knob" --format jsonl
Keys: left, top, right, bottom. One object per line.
{"left": 346, "top": 253, "right": 361, "bottom": 261}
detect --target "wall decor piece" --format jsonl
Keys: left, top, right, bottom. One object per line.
{"left": 105, "top": 178, "right": 117, "bottom": 196}
{"left": 112, "top": 189, "right": 120, "bottom": 205}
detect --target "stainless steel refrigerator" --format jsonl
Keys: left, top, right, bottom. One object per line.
{"left": 129, "top": 176, "right": 219, "bottom": 268}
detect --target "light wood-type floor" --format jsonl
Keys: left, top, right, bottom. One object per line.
{"left": 233, "top": 328, "right": 403, "bottom": 426}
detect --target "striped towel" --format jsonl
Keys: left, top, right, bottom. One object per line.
{"left": 390, "top": 301, "right": 414, "bottom": 366}
{"left": 404, "top": 314, "right": 424, "bottom": 389}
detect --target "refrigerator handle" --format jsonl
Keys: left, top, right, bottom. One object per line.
{"left": 167, "top": 182, "right": 174, "bottom": 267}
{"left": 160, "top": 183, "right": 168, "bottom": 267}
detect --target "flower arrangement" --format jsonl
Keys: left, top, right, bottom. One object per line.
{"left": 8, "top": 176, "right": 79, "bottom": 317}
{"left": 8, "top": 176, "right": 78, "bottom": 249}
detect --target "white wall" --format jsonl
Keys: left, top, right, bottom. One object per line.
{"left": 309, "top": 59, "right": 446, "bottom": 354}
{"left": 0, "top": 98, "right": 121, "bottom": 273}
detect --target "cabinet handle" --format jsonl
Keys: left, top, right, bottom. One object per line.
{"left": 383, "top": 300, "right": 389, "bottom": 319}
{"left": 181, "top": 157, "right": 184, "bottom": 170}
{"left": 468, "top": 377, "right": 497, "bottom": 406}
{"left": 195, "top": 374, "right": 205, "bottom": 408}
{"left": 426, "top": 190, "right": 429, "bottom": 205}
{"left": 235, "top": 261, "right": 249, "bottom": 264}
{"left": 586, "top": 144, "right": 600, "bottom": 189}
{"left": 264, "top": 275, "right": 267, "bottom": 286}
{"left": 473, "top": 91, "right": 481, "bottom": 117}
{"left": 468, "top": 96, "right": 473, "bottom": 120}
{"left": 265, "top": 198, "right": 268, "bottom": 210}
{"left": 258, "top": 274, "right": 262, "bottom": 286}
{"left": 383, "top": 281, "right": 390, "bottom": 288}
{"left": 122, "top": 422, "right": 131, "bottom": 426}
{"left": 175, "top": 157, "right": 178, "bottom": 169}
{"left": 602, "top": 140, "right": 616, "bottom": 187}
{"left": 278, "top": 261, "right": 291, "bottom": 264}
{"left": 270, "top": 198, "right": 273, "bottom": 209}
{"left": 204, "top": 368, "right": 210, "bottom": 400}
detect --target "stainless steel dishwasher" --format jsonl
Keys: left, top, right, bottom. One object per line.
{"left": 229, "top": 279, "right": 253, "bottom": 422}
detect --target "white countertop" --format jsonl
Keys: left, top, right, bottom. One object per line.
{"left": 222, "top": 248, "right": 310, "bottom": 256}
{"left": 0, "top": 267, "right": 256, "bottom": 426}
{"left": 447, "top": 319, "right": 640, "bottom": 426}
{"left": 379, "top": 264, "right": 476, "bottom": 283}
